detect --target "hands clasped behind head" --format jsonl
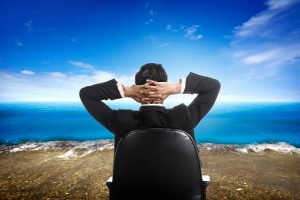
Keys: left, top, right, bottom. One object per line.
{"left": 132, "top": 80, "right": 165, "bottom": 104}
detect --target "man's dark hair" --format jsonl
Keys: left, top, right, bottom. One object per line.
{"left": 135, "top": 63, "right": 168, "bottom": 85}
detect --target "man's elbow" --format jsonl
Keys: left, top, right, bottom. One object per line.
{"left": 213, "top": 79, "right": 221, "bottom": 92}
{"left": 216, "top": 79, "right": 221, "bottom": 90}
{"left": 79, "top": 86, "right": 89, "bottom": 100}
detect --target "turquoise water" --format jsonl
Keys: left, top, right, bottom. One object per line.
{"left": 0, "top": 102, "right": 299, "bottom": 147}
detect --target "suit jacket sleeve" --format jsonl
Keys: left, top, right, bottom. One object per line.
{"left": 183, "top": 72, "right": 221, "bottom": 128}
{"left": 79, "top": 79, "right": 122, "bottom": 134}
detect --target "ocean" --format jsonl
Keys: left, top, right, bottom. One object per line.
{"left": 0, "top": 101, "right": 300, "bottom": 155}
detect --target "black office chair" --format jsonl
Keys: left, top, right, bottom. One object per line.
{"left": 106, "top": 128, "right": 210, "bottom": 200}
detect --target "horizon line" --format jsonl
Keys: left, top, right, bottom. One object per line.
{"left": 0, "top": 100, "right": 299, "bottom": 104}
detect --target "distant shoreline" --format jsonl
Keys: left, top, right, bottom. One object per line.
{"left": 1, "top": 140, "right": 299, "bottom": 159}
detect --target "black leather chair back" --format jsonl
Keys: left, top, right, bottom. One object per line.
{"left": 111, "top": 128, "right": 203, "bottom": 200}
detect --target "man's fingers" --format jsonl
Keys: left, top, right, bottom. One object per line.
{"left": 141, "top": 84, "right": 149, "bottom": 89}
{"left": 146, "top": 79, "right": 160, "bottom": 86}
{"left": 141, "top": 92, "right": 161, "bottom": 97}
{"left": 140, "top": 89, "right": 161, "bottom": 96}
{"left": 146, "top": 79, "right": 155, "bottom": 83}
{"left": 148, "top": 85, "right": 160, "bottom": 90}
{"left": 141, "top": 97, "right": 150, "bottom": 101}
{"left": 149, "top": 94, "right": 161, "bottom": 98}
{"left": 142, "top": 84, "right": 160, "bottom": 91}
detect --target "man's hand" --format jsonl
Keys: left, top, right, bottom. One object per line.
{"left": 123, "top": 80, "right": 182, "bottom": 104}
{"left": 123, "top": 84, "right": 146, "bottom": 104}
{"left": 139, "top": 80, "right": 182, "bottom": 103}
{"left": 123, "top": 84, "right": 156, "bottom": 104}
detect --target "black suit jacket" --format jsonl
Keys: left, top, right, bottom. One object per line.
{"left": 79, "top": 72, "right": 221, "bottom": 151}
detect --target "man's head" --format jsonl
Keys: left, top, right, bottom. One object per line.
{"left": 135, "top": 63, "right": 167, "bottom": 85}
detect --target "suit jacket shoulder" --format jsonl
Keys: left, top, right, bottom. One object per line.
{"left": 167, "top": 103, "right": 193, "bottom": 131}
{"left": 112, "top": 109, "right": 139, "bottom": 135}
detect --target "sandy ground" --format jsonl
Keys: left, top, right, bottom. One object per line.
{"left": 0, "top": 149, "right": 299, "bottom": 200}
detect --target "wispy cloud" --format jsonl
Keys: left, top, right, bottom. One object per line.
{"left": 165, "top": 24, "right": 179, "bottom": 32}
{"left": 2, "top": 68, "right": 296, "bottom": 102}
{"left": 144, "top": 3, "right": 155, "bottom": 25}
{"left": 165, "top": 24, "right": 203, "bottom": 40}
{"left": 149, "top": 9, "right": 154, "bottom": 16}
{"left": 47, "top": 72, "right": 66, "bottom": 77}
{"left": 231, "top": 0, "right": 300, "bottom": 78}
{"left": 21, "top": 70, "right": 35, "bottom": 75}
{"left": 234, "top": 0, "right": 298, "bottom": 37}
{"left": 24, "top": 20, "right": 33, "bottom": 32}
{"left": 166, "top": 24, "right": 172, "bottom": 30}
{"left": 15, "top": 39, "right": 23, "bottom": 47}
{"left": 241, "top": 45, "right": 300, "bottom": 66}
{"left": 71, "top": 37, "right": 78, "bottom": 43}
{"left": 184, "top": 25, "right": 203, "bottom": 40}
{"left": 69, "top": 60, "right": 93, "bottom": 69}
{"left": 0, "top": 69, "right": 134, "bottom": 102}
{"left": 146, "top": 35, "right": 170, "bottom": 47}
{"left": 144, "top": 18, "right": 154, "bottom": 25}
{"left": 159, "top": 42, "right": 170, "bottom": 47}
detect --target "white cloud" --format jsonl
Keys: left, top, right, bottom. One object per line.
{"left": 241, "top": 44, "right": 300, "bottom": 66}
{"left": 231, "top": 0, "right": 300, "bottom": 78}
{"left": 24, "top": 20, "right": 33, "bottom": 31}
{"left": 234, "top": 0, "right": 298, "bottom": 38}
{"left": 21, "top": 70, "right": 35, "bottom": 75}
{"left": 234, "top": 13, "right": 273, "bottom": 37}
{"left": 165, "top": 24, "right": 202, "bottom": 39}
{"left": 144, "top": 4, "right": 155, "bottom": 25}
{"left": 165, "top": 24, "right": 178, "bottom": 32}
{"left": 242, "top": 49, "right": 279, "bottom": 65}
{"left": 48, "top": 72, "right": 66, "bottom": 77}
{"left": 0, "top": 69, "right": 134, "bottom": 102}
{"left": 1, "top": 69, "right": 297, "bottom": 103}
{"left": 184, "top": 25, "right": 203, "bottom": 40}
{"left": 69, "top": 60, "right": 93, "bottom": 69}
{"left": 267, "top": 0, "right": 297, "bottom": 10}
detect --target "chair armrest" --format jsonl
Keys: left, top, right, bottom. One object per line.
{"left": 202, "top": 175, "right": 210, "bottom": 182}
{"left": 106, "top": 176, "right": 210, "bottom": 186}
{"left": 202, "top": 175, "right": 210, "bottom": 187}
{"left": 201, "top": 175, "right": 210, "bottom": 200}
{"left": 106, "top": 177, "right": 113, "bottom": 200}
{"left": 106, "top": 176, "right": 113, "bottom": 188}
{"left": 107, "top": 177, "right": 113, "bottom": 183}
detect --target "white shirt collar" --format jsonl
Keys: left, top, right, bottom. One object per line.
{"left": 141, "top": 103, "right": 164, "bottom": 107}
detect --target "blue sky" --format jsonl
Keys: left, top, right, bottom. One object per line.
{"left": 0, "top": 0, "right": 299, "bottom": 103}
